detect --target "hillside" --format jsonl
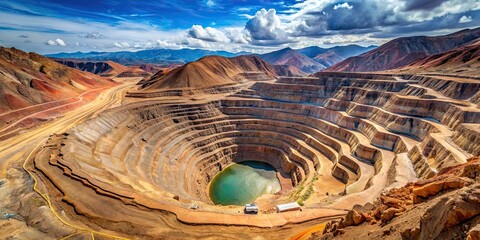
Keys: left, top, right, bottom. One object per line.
{"left": 297, "top": 45, "right": 375, "bottom": 58}
{"left": 0, "top": 47, "right": 117, "bottom": 112}
{"left": 297, "top": 45, "right": 376, "bottom": 67}
{"left": 55, "top": 59, "right": 128, "bottom": 77}
{"left": 397, "top": 39, "right": 480, "bottom": 76}
{"left": 139, "top": 55, "right": 275, "bottom": 90}
{"left": 315, "top": 157, "right": 480, "bottom": 240}
{"left": 271, "top": 64, "right": 307, "bottom": 77}
{"left": 328, "top": 28, "right": 480, "bottom": 72}
{"left": 259, "top": 47, "right": 325, "bottom": 74}
{"left": 55, "top": 59, "right": 152, "bottom": 78}
{"left": 312, "top": 51, "right": 344, "bottom": 67}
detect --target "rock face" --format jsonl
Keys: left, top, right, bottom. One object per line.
{"left": 55, "top": 59, "right": 152, "bottom": 78}
{"left": 271, "top": 64, "right": 307, "bottom": 77}
{"left": 328, "top": 27, "right": 480, "bottom": 72}
{"left": 312, "top": 50, "right": 344, "bottom": 67}
{"left": 319, "top": 157, "right": 480, "bottom": 240}
{"left": 55, "top": 59, "right": 126, "bottom": 76}
{"left": 259, "top": 47, "right": 326, "bottom": 74}
{"left": 399, "top": 39, "right": 480, "bottom": 77}
{"left": 0, "top": 47, "right": 118, "bottom": 113}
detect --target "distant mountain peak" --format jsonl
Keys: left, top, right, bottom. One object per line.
{"left": 259, "top": 47, "right": 325, "bottom": 74}
{"left": 327, "top": 28, "right": 480, "bottom": 72}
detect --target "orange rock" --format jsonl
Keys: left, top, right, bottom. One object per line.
{"left": 374, "top": 205, "right": 389, "bottom": 219}
{"left": 413, "top": 176, "right": 473, "bottom": 203}
{"left": 380, "top": 208, "right": 401, "bottom": 223}
{"left": 343, "top": 209, "right": 365, "bottom": 226}
{"left": 361, "top": 211, "right": 376, "bottom": 223}
{"left": 380, "top": 195, "right": 405, "bottom": 208}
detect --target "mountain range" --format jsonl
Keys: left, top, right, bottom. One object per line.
{"left": 257, "top": 45, "right": 376, "bottom": 74}
{"left": 45, "top": 28, "right": 480, "bottom": 77}
{"left": 328, "top": 27, "right": 480, "bottom": 72}
{"left": 47, "top": 44, "right": 376, "bottom": 75}
{"left": 46, "top": 48, "right": 239, "bottom": 65}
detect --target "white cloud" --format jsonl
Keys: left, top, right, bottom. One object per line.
{"left": 320, "top": 33, "right": 376, "bottom": 45}
{"left": 55, "top": 39, "right": 66, "bottom": 46}
{"left": 113, "top": 42, "right": 130, "bottom": 48}
{"left": 181, "top": 37, "right": 210, "bottom": 48}
{"left": 239, "top": 13, "right": 255, "bottom": 19}
{"left": 187, "top": 25, "right": 230, "bottom": 42}
{"left": 204, "top": 0, "right": 216, "bottom": 7}
{"left": 459, "top": 15, "right": 473, "bottom": 23}
{"left": 237, "top": 7, "right": 252, "bottom": 12}
{"left": 46, "top": 38, "right": 66, "bottom": 46}
{"left": 225, "top": 28, "right": 250, "bottom": 44}
{"left": 85, "top": 31, "right": 105, "bottom": 39}
{"left": 153, "top": 40, "right": 181, "bottom": 49}
{"left": 402, "top": 0, "right": 480, "bottom": 22}
{"left": 285, "top": 0, "right": 336, "bottom": 21}
{"left": 333, "top": 2, "right": 353, "bottom": 10}
{"left": 245, "top": 8, "right": 289, "bottom": 43}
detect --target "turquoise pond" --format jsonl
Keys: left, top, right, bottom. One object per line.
{"left": 209, "top": 161, "right": 281, "bottom": 206}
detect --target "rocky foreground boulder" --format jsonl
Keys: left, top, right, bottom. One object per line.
{"left": 316, "top": 157, "right": 480, "bottom": 240}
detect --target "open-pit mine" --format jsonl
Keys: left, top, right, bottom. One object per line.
{"left": 0, "top": 51, "right": 476, "bottom": 239}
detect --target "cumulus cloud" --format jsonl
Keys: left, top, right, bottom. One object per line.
{"left": 204, "top": 0, "right": 216, "bottom": 7}
{"left": 283, "top": 0, "right": 480, "bottom": 38}
{"left": 459, "top": 15, "right": 473, "bottom": 23}
{"left": 225, "top": 28, "right": 250, "bottom": 44}
{"left": 333, "top": 2, "right": 353, "bottom": 10}
{"left": 320, "top": 33, "right": 377, "bottom": 45}
{"left": 245, "top": 8, "right": 289, "bottom": 43}
{"left": 113, "top": 42, "right": 130, "bottom": 48}
{"left": 188, "top": 25, "right": 230, "bottom": 42}
{"left": 46, "top": 38, "right": 66, "bottom": 46}
{"left": 4, "top": 0, "right": 479, "bottom": 54}
{"left": 288, "top": 12, "right": 328, "bottom": 37}
{"left": 85, "top": 31, "right": 105, "bottom": 39}
{"left": 131, "top": 40, "right": 183, "bottom": 49}
{"left": 153, "top": 40, "right": 181, "bottom": 49}
{"left": 181, "top": 37, "right": 210, "bottom": 48}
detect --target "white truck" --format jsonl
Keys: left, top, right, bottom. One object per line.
{"left": 276, "top": 202, "right": 301, "bottom": 213}
{"left": 244, "top": 203, "right": 259, "bottom": 214}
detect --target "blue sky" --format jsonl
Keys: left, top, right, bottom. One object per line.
{"left": 0, "top": 0, "right": 479, "bottom": 54}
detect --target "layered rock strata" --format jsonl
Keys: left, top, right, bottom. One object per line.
{"left": 31, "top": 72, "right": 479, "bottom": 238}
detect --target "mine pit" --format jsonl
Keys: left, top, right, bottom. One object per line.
{"left": 208, "top": 161, "right": 282, "bottom": 206}
{"left": 26, "top": 65, "right": 480, "bottom": 238}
